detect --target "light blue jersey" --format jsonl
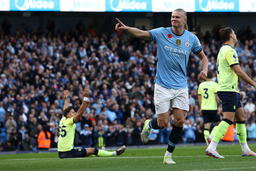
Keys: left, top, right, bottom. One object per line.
{"left": 149, "top": 27, "right": 202, "bottom": 89}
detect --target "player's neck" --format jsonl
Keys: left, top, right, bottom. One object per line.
{"left": 171, "top": 27, "right": 184, "bottom": 36}
{"left": 206, "top": 78, "right": 212, "bottom": 81}
{"left": 224, "top": 40, "right": 235, "bottom": 48}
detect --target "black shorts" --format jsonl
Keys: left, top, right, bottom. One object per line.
{"left": 59, "top": 148, "right": 86, "bottom": 159}
{"left": 217, "top": 92, "right": 242, "bottom": 112}
{"left": 202, "top": 110, "right": 221, "bottom": 123}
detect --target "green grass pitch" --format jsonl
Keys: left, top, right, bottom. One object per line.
{"left": 0, "top": 144, "right": 256, "bottom": 171}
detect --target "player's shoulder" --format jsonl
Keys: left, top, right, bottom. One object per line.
{"left": 221, "top": 45, "right": 235, "bottom": 53}
{"left": 209, "top": 81, "right": 218, "bottom": 87}
{"left": 150, "top": 27, "right": 167, "bottom": 32}
{"left": 199, "top": 80, "right": 208, "bottom": 86}
{"left": 209, "top": 81, "right": 217, "bottom": 84}
{"left": 185, "top": 30, "right": 197, "bottom": 37}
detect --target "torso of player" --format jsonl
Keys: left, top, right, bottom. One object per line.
{"left": 149, "top": 27, "right": 202, "bottom": 89}
{"left": 198, "top": 81, "right": 218, "bottom": 110}
{"left": 58, "top": 117, "right": 76, "bottom": 152}
{"left": 217, "top": 45, "right": 239, "bottom": 93}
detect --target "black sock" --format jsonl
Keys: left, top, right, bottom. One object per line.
{"left": 167, "top": 125, "right": 182, "bottom": 153}
{"left": 94, "top": 148, "right": 99, "bottom": 155}
{"left": 150, "top": 118, "right": 160, "bottom": 129}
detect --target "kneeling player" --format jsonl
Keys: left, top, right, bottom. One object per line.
{"left": 58, "top": 88, "right": 126, "bottom": 158}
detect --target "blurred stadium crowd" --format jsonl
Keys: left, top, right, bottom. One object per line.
{"left": 0, "top": 18, "right": 256, "bottom": 152}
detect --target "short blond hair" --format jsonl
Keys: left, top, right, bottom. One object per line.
{"left": 173, "top": 8, "right": 188, "bottom": 30}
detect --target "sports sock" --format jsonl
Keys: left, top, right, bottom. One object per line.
{"left": 167, "top": 125, "right": 182, "bottom": 153}
{"left": 236, "top": 121, "right": 250, "bottom": 153}
{"left": 97, "top": 149, "right": 115, "bottom": 156}
{"left": 207, "top": 140, "right": 218, "bottom": 151}
{"left": 210, "top": 125, "right": 218, "bottom": 137}
{"left": 149, "top": 118, "right": 160, "bottom": 129}
{"left": 204, "top": 129, "right": 210, "bottom": 144}
{"left": 164, "top": 151, "right": 172, "bottom": 157}
{"left": 212, "top": 119, "right": 232, "bottom": 143}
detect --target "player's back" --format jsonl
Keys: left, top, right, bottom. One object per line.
{"left": 58, "top": 117, "right": 76, "bottom": 152}
{"left": 198, "top": 81, "right": 218, "bottom": 110}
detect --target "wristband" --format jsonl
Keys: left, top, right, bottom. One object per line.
{"left": 83, "top": 97, "right": 89, "bottom": 101}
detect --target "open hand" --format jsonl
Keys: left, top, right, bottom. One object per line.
{"left": 64, "top": 90, "right": 69, "bottom": 99}
{"left": 82, "top": 87, "right": 90, "bottom": 97}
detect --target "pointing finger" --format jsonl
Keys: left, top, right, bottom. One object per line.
{"left": 115, "top": 18, "right": 123, "bottom": 25}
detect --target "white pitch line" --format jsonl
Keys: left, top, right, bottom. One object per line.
{"left": 186, "top": 167, "right": 256, "bottom": 171}
{"left": 0, "top": 155, "right": 243, "bottom": 161}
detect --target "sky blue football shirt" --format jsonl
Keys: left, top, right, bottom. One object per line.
{"left": 148, "top": 27, "right": 202, "bottom": 89}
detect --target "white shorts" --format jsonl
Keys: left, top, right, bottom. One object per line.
{"left": 154, "top": 83, "right": 189, "bottom": 114}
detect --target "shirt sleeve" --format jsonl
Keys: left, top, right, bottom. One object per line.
{"left": 225, "top": 49, "right": 239, "bottom": 66}
{"left": 191, "top": 34, "right": 203, "bottom": 54}
{"left": 148, "top": 27, "right": 163, "bottom": 42}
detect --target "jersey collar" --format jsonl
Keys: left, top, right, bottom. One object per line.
{"left": 170, "top": 27, "right": 185, "bottom": 36}
{"left": 223, "top": 44, "right": 233, "bottom": 48}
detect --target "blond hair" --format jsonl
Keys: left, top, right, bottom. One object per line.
{"left": 173, "top": 8, "right": 188, "bottom": 30}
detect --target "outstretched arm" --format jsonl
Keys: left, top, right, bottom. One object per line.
{"left": 73, "top": 87, "right": 90, "bottom": 123}
{"left": 115, "top": 18, "right": 151, "bottom": 41}
{"left": 63, "top": 90, "right": 69, "bottom": 111}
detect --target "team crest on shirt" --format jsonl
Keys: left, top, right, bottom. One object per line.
{"left": 176, "top": 39, "right": 181, "bottom": 46}
{"left": 185, "top": 41, "right": 190, "bottom": 47}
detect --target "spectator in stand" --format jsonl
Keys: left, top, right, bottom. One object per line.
{"left": 104, "top": 104, "right": 117, "bottom": 123}
{"left": 183, "top": 119, "right": 196, "bottom": 143}
{"left": 0, "top": 101, "right": 5, "bottom": 127}
{"left": 148, "top": 128, "right": 159, "bottom": 145}
{"left": 21, "top": 133, "right": 37, "bottom": 151}
{"left": 18, "top": 125, "right": 27, "bottom": 145}
{"left": 116, "top": 124, "right": 127, "bottom": 146}
{"left": 51, "top": 128, "right": 58, "bottom": 148}
{"left": 132, "top": 120, "right": 142, "bottom": 145}
{"left": 4, "top": 141, "right": 16, "bottom": 151}
{"left": 244, "top": 98, "right": 255, "bottom": 113}
{"left": 246, "top": 119, "right": 256, "bottom": 141}
{"left": 102, "top": 119, "right": 109, "bottom": 133}
{"left": 93, "top": 125, "right": 106, "bottom": 148}
{"left": 9, "top": 129, "right": 19, "bottom": 151}
{"left": 106, "top": 125, "right": 117, "bottom": 147}
{"left": 5, "top": 114, "right": 17, "bottom": 141}
{"left": 37, "top": 125, "right": 51, "bottom": 150}
{"left": 240, "top": 45, "right": 252, "bottom": 63}
{"left": 195, "top": 122, "right": 205, "bottom": 143}
{"left": 28, "top": 117, "right": 38, "bottom": 139}
{"left": 38, "top": 111, "right": 48, "bottom": 126}
{"left": 80, "top": 124, "right": 92, "bottom": 148}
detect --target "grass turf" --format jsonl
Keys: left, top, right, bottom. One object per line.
{"left": 0, "top": 144, "right": 256, "bottom": 171}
